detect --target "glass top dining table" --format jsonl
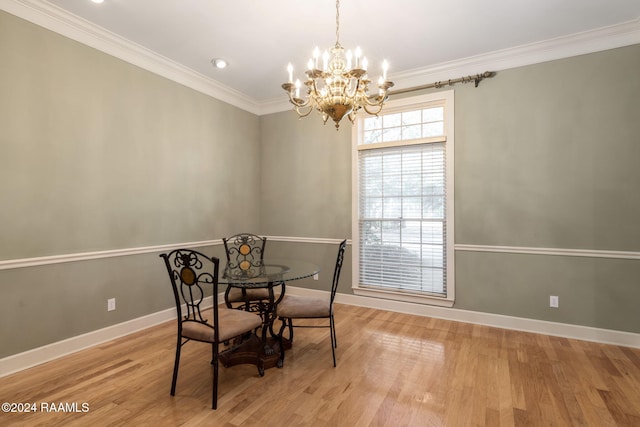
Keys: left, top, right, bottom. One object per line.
{"left": 219, "top": 259, "right": 320, "bottom": 288}
{"left": 217, "top": 258, "right": 320, "bottom": 375}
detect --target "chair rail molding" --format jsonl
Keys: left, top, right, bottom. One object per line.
{"left": 264, "top": 236, "right": 351, "bottom": 245}
{"left": 3, "top": 239, "right": 638, "bottom": 271}
{"left": 0, "top": 240, "right": 222, "bottom": 271}
{"left": 454, "top": 244, "right": 640, "bottom": 260}
{"left": 0, "top": 237, "right": 350, "bottom": 271}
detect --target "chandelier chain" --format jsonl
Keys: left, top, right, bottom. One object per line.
{"left": 335, "top": 0, "right": 340, "bottom": 46}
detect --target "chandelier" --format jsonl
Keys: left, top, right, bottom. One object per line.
{"left": 281, "top": 0, "right": 394, "bottom": 130}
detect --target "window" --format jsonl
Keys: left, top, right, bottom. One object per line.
{"left": 352, "top": 91, "right": 454, "bottom": 307}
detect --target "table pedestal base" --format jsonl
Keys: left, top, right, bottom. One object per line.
{"left": 219, "top": 334, "right": 291, "bottom": 376}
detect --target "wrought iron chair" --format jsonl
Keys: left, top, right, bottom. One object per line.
{"left": 160, "top": 249, "right": 262, "bottom": 409}
{"left": 222, "top": 233, "right": 272, "bottom": 311}
{"left": 277, "top": 239, "right": 347, "bottom": 367}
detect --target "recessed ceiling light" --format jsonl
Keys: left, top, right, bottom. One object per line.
{"left": 211, "top": 58, "right": 227, "bottom": 69}
{"left": 91, "top": 0, "right": 104, "bottom": 3}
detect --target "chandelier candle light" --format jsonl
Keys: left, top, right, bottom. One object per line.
{"left": 282, "top": 0, "right": 394, "bottom": 130}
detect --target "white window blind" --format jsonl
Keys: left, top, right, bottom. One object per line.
{"left": 358, "top": 142, "right": 447, "bottom": 296}
{"left": 352, "top": 92, "right": 454, "bottom": 306}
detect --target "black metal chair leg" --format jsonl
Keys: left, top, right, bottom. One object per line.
{"left": 212, "top": 363, "right": 218, "bottom": 408}
{"left": 277, "top": 318, "right": 287, "bottom": 364}
{"left": 331, "top": 314, "right": 337, "bottom": 348}
{"left": 288, "top": 318, "right": 294, "bottom": 343}
{"left": 171, "top": 339, "right": 181, "bottom": 395}
{"left": 330, "top": 315, "right": 337, "bottom": 367}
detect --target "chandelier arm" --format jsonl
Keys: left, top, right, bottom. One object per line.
{"left": 287, "top": 79, "right": 314, "bottom": 108}
{"left": 287, "top": 93, "right": 311, "bottom": 108}
{"left": 362, "top": 103, "right": 384, "bottom": 116}
{"left": 311, "top": 78, "right": 320, "bottom": 97}
{"left": 362, "top": 95, "right": 386, "bottom": 107}
{"left": 352, "top": 78, "right": 362, "bottom": 98}
{"left": 294, "top": 104, "right": 314, "bottom": 118}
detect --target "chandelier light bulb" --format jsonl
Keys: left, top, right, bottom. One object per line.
{"left": 295, "top": 79, "right": 301, "bottom": 99}
{"left": 287, "top": 63, "right": 293, "bottom": 83}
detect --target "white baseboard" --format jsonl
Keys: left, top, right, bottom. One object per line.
{"left": 286, "top": 287, "right": 640, "bottom": 349}
{"left": 0, "top": 296, "right": 212, "bottom": 378}
{"left": 3, "top": 290, "right": 638, "bottom": 378}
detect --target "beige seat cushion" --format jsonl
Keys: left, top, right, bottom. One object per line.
{"left": 226, "top": 287, "right": 270, "bottom": 303}
{"left": 181, "top": 309, "right": 262, "bottom": 343}
{"left": 276, "top": 295, "right": 331, "bottom": 319}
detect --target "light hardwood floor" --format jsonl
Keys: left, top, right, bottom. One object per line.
{"left": 1, "top": 304, "right": 639, "bottom": 426}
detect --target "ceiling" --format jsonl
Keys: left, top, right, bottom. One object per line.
{"left": 6, "top": 0, "right": 640, "bottom": 112}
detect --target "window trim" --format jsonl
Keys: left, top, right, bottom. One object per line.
{"left": 351, "top": 90, "right": 455, "bottom": 307}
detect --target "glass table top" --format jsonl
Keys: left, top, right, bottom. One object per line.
{"left": 220, "top": 258, "right": 320, "bottom": 287}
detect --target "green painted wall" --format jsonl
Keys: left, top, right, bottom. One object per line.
{"left": 258, "top": 115, "right": 351, "bottom": 238}
{"left": 0, "top": 12, "right": 260, "bottom": 357}
{"left": 455, "top": 252, "right": 640, "bottom": 333}
{"left": 259, "top": 44, "right": 640, "bottom": 334}
{"left": 455, "top": 46, "right": 640, "bottom": 250}
{"left": 452, "top": 45, "right": 640, "bottom": 333}
{"left": 1, "top": 8, "right": 639, "bottom": 360}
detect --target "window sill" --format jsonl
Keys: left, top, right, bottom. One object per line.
{"left": 352, "top": 285, "right": 454, "bottom": 308}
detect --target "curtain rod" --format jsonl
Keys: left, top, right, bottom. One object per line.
{"left": 388, "top": 71, "right": 496, "bottom": 96}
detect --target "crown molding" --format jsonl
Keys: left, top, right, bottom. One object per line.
{"left": 3, "top": 1, "right": 639, "bottom": 117}
{"left": 387, "top": 17, "right": 640, "bottom": 94}
{"left": 0, "top": 0, "right": 262, "bottom": 114}
{"left": 261, "top": 17, "right": 640, "bottom": 114}
{"left": 257, "top": 96, "right": 296, "bottom": 116}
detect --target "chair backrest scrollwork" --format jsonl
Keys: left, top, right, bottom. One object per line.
{"left": 223, "top": 233, "right": 267, "bottom": 273}
{"left": 160, "top": 249, "right": 220, "bottom": 341}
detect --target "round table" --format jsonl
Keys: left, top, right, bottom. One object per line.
{"left": 218, "top": 259, "right": 320, "bottom": 375}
